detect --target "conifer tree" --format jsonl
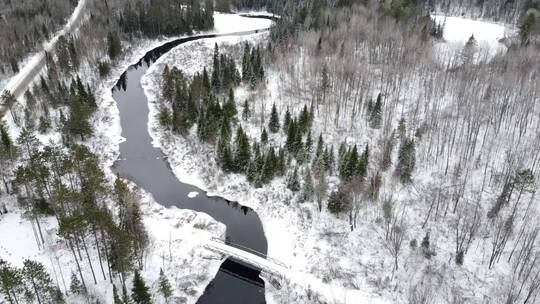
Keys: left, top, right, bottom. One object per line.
{"left": 107, "top": 32, "right": 122, "bottom": 60}
{"left": 0, "top": 259, "right": 24, "bottom": 304}
{"left": 268, "top": 103, "right": 280, "bottom": 133}
{"left": 242, "top": 99, "right": 251, "bottom": 121}
{"left": 211, "top": 43, "right": 221, "bottom": 91}
{"left": 261, "top": 128, "right": 268, "bottom": 144}
{"left": 397, "top": 138, "right": 416, "bottom": 183}
{"left": 158, "top": 269, "right": 173, "bottom": 303}
{"left": 261, "top": 147, "right": 276, "bottom": 184}
{"left": 131, "top": 270, "right": 152, "bottom": 304}
{"left": 224, "top": 88, "right": 237, "bottom": 120}
{"left": 69, "top": 272, "right": 84, "bottom": 295}
{"left": 234, "top": 127, "right": 251, "bottom": 173}
{"left": 369, "top": 93, "right": 383, "bottom": 129}
{"left": 22, "top": 259, "right": 60, "bottom": 304}
{"left": 299, "top": 169, "right": 314, "bottom": 203}
{"left": 242, "top": 43, "right": 252, "bottom": 83}
{"left": 283, "top": 108, "right": 291, "bottom": 132}
{"left": 287, "top": 168, "right": 301, "bottom": 192}
{"left": 461, "top": 34, "right": 478, "bottom": 65}
{"left": 286, "top": 120, "right": 298, "bottom": 153}
{"left": 328, "top": 187, "right": 350, "bottom": 215}
{"left": 113, "top": 285, "right": 124, "bottom": 304}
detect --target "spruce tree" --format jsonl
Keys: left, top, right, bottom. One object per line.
{"left": 261, "top": 128, "right": 268, "bottom": 144}
{"left": 268, "top": 104, "right": 280, "bottom": 133}
{"left": 234, "top": 127, "right": 251, "bottom": 173}
{"left": 328, "top": 187, "right": 350, "bottom": 215}
{"left": 283, "top": 108, "right": 291, "bottom": 131}
{"left": 158, "top": 269, "right": 173, "bottom": 303}
{"left": 369, "top": 93, "right": 383, "bottom": 129}
{"left": 131, "top": 270, "right": 152, "bottom": 304}
{"left": 397, "top": 138, "right": 416, "bottom": 183}
{"left": 242, "top": 43, "right": 252, "bottom": 83}
{"left": 242, "top": 99, "right": 251, "bottom": 121}
{"left": 287, "top": 168, "right": 301, "bottom": 192}
{"left": 223, "top": 88, "right": 237, "bottom": 120}
{"left": 107, "top": 31, "right": 122, "bottom": 60}
{"left": 300, "top": 169, "right": 314, "bottom": 203}
{"left": 69, "top": 272, "right": 84, "bottom": 295}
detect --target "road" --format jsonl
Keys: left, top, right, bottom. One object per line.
{"left": 0, "top": 0, "right": 88, "bottom": 117}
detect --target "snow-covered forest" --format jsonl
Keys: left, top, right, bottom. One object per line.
{"left": 2, "top": 0, "right": 540, "bottom": 303}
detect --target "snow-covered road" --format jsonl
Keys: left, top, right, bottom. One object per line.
{"left": 0, "top": 0, "right": 88, "bottom": 109}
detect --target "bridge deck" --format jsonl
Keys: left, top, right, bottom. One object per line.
{"left": 204, "top": 238, "right": 387, "bottom": 304}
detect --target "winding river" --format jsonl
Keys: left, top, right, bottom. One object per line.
{"left": 112, "top": 17, "right": 273, "bottom": 304}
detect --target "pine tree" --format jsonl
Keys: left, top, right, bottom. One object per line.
{"left": 298, "top": 105, "right": 311, "bottom": 134}
{"left": 242, "top": 43, "right": 252, "bottom": 83}
{"left": 0, "top": 259, "right": 24, "bottom": 304}
{"left": 223, "top": 88, "right": 237, "bottom": 120}
{"left": 211, "top": 43, "right": 221, "bottom": 91}
{"left": 242, "top": 99, "right": 251, "bottom": 121}
{"left": 261, "top": 147, "right": 276, "bottom": 184}
{"left": 131, "top": 270, "right": 152, "bottom": 304}
{"left": 268, "top": 104, "right": 280, "bottom": 133}
{"left": 357, "top": 144, "right": 369, "bottom": 178}
{"left": 234, "top": 127, "right": 251, "bottom": 173}
{"left": 69, "top": 272, "right": 84, "bottom": 295}
{"left": 158, "top": 269, "right": 173, "bottom": 303}
{"left": 305, "top": 131, "right": 313, "bottom": 154}
{"left": 286, "top": 120, "right": 297, "bottom": 153}
{"left": 520, "top": 11, "right": 537, "bottom": 45}
{"left": 299, "top": 169, "right": 314, "bottom": 203}
{"left": 328, "top": 187, "right": 350, "bottom": 215}
{"left": 22, "top": 259, "right": 59, "bottom": 304}
{"left": 287, "top": 168, "right": 301, "bottom": 192}
{"left": 107, "top": 32, "right": 122, "bottom": 60}
{"left": 261, "top": 128, "right": 268, "bottom": 144}
{"left": 461, "top": 34, "right": 478, "bottom": 65}
{"left": 283, "top": 108, "right": 291, "bottom": 131}
{"left": 159, "top": 107, "right": 172, "bottom": 128}
{"left": 113, "top": 285, "right": 124, "bottom": 304}
{"left": 369, "top": 93, "right": 383, "bottom": 129}
{"left": 397, "top": 138, "right": 416, "bottom": 183}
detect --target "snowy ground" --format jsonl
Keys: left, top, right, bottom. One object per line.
{"left": 432, "top": 14, "right": 511, "bottom": 62}
{"left": 141, "top": 14, "right": 531, "bottom": 304}
{"left": 141, "top": 29, "right": 389, "bottom": 304}
{"left": 0, "top": 12, "right": 272, "bottom": 304}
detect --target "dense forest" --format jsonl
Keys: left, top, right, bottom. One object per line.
{"left": 0, "top": 0, "right": 76, "bottom": 75}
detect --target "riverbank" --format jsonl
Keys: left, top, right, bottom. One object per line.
{"left": 0, "top": 12, "right": 272, "bottom": 304}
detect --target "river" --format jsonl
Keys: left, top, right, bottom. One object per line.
{"left": 111, "top": 22, "right": 272, "bottom": 304}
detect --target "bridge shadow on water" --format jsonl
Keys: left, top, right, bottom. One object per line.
{"left": 112, "top": 21, "right": 273, "bottom": 304}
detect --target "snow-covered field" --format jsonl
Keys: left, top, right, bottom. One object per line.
{"left": 432, "top": 14, "right": 511, "bottom": 62}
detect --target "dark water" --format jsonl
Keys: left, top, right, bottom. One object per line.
{"left": 112, "top": 32, "right": 268, "bottom": 303}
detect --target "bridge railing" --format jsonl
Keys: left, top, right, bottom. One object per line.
{"left": 209, "top": 237, "right": 289, "bottom": 269}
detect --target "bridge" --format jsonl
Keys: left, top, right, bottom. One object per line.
{"left": 203, "top": 238, "right": 388, "bottom": 304}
